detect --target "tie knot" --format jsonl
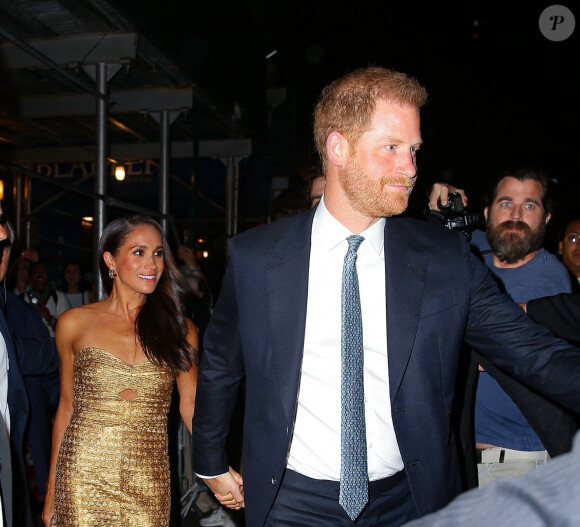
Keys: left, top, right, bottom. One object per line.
{"left": 347, "top": 235, "right": 364, "bottom": 253}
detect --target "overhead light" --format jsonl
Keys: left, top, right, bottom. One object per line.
{"left": 82, "top": 216, "right": 93, "bottom": 227}
{"left": 115, "top": 164, "right": 126, "bottom": 181}
{"left": 0, "top": 180, "right": 3, "bottom": 200}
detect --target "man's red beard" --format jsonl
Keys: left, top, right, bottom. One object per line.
{"left": 340, "top": 156, "right": 415, "bottom": 218}
{"left": 486, "top": 219, "right": 546, "bottom": 264}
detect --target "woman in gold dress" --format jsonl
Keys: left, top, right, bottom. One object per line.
{"left": 42, "top": 214, "right": 199, "bottom": 526}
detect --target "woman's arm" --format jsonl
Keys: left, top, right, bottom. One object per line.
{"left": 42, "top": 310, "right": 77, "bottom": 527}
{"left": 175, "top": 319, "right": 199, "bottom": 435}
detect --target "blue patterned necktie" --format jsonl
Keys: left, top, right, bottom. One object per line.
{"left": 339, "top": 234, "right": 368, "bottom": 521}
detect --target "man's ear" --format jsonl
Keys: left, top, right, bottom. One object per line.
{"left": 558, "top": 240, "right": 564, "bottom": 255}
{"left": 326, "top": 132, "right": 348, "bottom": 167}
{"left": 484, "top": 206, "right": 489, "bottom": 222}
{"left": 544, "top": 212, "right": 552, "bottom": 225}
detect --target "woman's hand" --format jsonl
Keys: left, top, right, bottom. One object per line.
{"left": 42, "top": 496, "right": 55, "bottom": 527}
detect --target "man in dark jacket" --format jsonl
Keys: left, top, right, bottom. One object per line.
{"left": 0, "top": 211, "right": 58, "bottom": 527}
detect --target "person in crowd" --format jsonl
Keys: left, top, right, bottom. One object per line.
{"left": 304, "top": 162, "right": 326, "bottom": 208}
{"left": 59, "top": 261, "right": 93, "bottom": 308}
{"left": 6, "top": 248, "right": 37, "bottom": 296}
{"left": 42, "top": 214, "right": 200, "bottom": 526}
{"left": 191, "top": 66, "right": 580, "bottom": 527}
{"left": 0, "top": 207, "right": 58, "bottom": 527}
{"left": 177, "top": 241, "right": 213, "bottom": 344}
{"left": 558, "top": 217, "right": 580, "bottom": 292}
{"left": 429, "top": 172, "right": 575, "bottom": 487}
{"left": 177, "top": 242, "right": 211, "bottom": 300}
{"left": 22, "top": 261, "right": 71, "bottom": 336}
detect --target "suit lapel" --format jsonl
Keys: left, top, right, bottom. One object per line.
{"left": 263, "top": 213, "right": 429, "bottom": 421}
{"left": 384, "top": 219, "right": 428, "bottom": 401}
{"left": 266, "top": 210, "right": 314, "bottom": 427}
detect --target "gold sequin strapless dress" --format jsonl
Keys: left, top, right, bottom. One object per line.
{"left": 52, "top": 347, "right": 175, "bottom": 526}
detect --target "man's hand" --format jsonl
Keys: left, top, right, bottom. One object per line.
{"left": 204, "top": 468, "right": 245, "bottom": 510}
{"left": 428, "top": 183, "right": 467, "bottom": 211}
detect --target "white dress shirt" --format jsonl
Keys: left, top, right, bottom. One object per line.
{"left": 287, "top": 197, "right": 403, "bottom": 481}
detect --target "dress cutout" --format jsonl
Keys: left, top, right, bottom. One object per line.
{"left": 52, "top": 347, "right": 174, "bottom": 526}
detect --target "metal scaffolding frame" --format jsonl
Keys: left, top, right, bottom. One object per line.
{"left": 0, "top": 5, "right": 251, "bottom": 297}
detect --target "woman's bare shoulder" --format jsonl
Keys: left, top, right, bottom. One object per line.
{"left": 57, "top": 301, "right": 109, "bottom": 330}
{"left": 56, "top": 300, "right": 117, "bottom": 351}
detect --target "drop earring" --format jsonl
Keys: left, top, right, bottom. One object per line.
{"left": 109, "top": 268, "right": 115, "bottom": 279}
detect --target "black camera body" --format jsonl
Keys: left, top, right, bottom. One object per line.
{"left": 425, "top": 192, "right": 484, "bottom": 241}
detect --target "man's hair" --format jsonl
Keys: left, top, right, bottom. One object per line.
{"left": 313, "top": 66, "right": 428, "bottom": 171}
{"left": 488, "top": 168, "right": 553, "bottom": 215}
{"left": 560, "top": 217, "right": 580, "bottom": 241}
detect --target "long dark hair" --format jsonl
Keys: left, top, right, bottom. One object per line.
{"left": 98, "top": 214, "right": 197, "bottom": 374}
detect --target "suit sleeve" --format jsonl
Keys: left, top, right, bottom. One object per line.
{"left": 463, "top": 245, "right": 580, "bottom": 413}
{"left": 526, "top": 293, "right": 580, "bottom": 346}
{"left": 192, "top": 243, "right": 246, "bottom": 477}
{"left": 14, "top": 336, "right": 59, "bottom": 376}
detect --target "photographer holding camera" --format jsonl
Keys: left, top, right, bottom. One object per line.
{"left": 23, "top": 261, "right": 71, "bottom": 336}
{"left": 428, "top": 169, "right": 577, "bottom": 491}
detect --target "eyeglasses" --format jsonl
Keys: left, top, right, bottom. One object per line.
{"left": 564, "top": 233, "right": 579, "bottom": 244}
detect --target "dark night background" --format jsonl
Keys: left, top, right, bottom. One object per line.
{"left": 3, "top": 1, "right": 577, "bottom": 287}
{"left": 108, "top": 1, "right": 578, "bottom": 244}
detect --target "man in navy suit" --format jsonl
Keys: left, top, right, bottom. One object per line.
{"left": 192, "top": 67, "right": 580, "bottom": 526}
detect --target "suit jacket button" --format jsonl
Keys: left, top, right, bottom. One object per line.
{"left": 271, "top": 476, "right": 277, "bottom": 486}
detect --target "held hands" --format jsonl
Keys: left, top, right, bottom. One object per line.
{"left": 428, "top": 183, "right": 468, "bottom": 211}
{"left": 205, "top": 467, "right": 244, "bottom": 510}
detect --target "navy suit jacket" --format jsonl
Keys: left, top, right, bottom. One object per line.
{"left": 527, "top": 292, "right": 580, "bottom": 346}
{"left": 1, "top": 305, "right": 32, "bottom": 527}
{"left": 192, "top": 207, "right": 580, "bottom": 526}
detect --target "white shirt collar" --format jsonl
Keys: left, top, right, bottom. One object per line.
{"left": 313, "top": 196, "right": 385, "bottom": 255}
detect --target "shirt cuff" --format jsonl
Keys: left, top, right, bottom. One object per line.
{"left": 195, "top": 471, "right": 229, "bottom": 479}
